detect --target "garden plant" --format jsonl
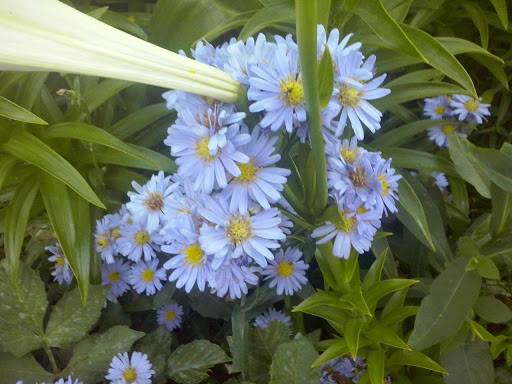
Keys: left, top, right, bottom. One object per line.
{"left": 1, "top": 0, "right": 512, "bottom": 383}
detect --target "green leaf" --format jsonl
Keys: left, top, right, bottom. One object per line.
{"left": 489, "top": 0, "right": 508, "bottom": 29}
{"left": 371, "top": 120, "right": 455, "bottom": 148}
{"left": 362, "top": 248, "right": 388, "bottom": 290}
{"left": 344, "top": 318, "right": 363, "bottom": 358}
{"left": 40, "top": 174, "right": 92, "bottom": 301}
{"left": 313, "top": 339, "right": 350, "bottom": 368}
{"left": 474, "top": 255, "right": 500, "bottom": 280}
{"left": 474, "top": 296, "right": 512, "bottom": 324}
{"left": 239, "top": 2, "right": 294, "bottom": 39}
{"left": 82, "top": 79, "right": 132, "bottom": 113}
{"left": 318, "top": 48, "right": 334, "bottom": 108}
{"left": 45, "top": 286, "right": 105, "bottom": 348}
{"left": 0, "top": 353, "right": 53, "bottom": 384}
{"left": 270, "top": 336, "right": 321, "bottom": 384}
{"left": 448, "top": 135, "right": 491, "bottom": 198}
{"left": 0, "top": 96, "right": 47, "bottom": 125}
{"left": 469, "top": 320, "right": 496, "bottom": 343}
{"left": 389, "top": 350, "right": 447, "bottom": 374}
{"left": 399, "top": 25, "right": 476, "bottom": 96}
{"left": 367, "top": 348, "right": 385, "bottom": 384}
{"left": 441, "top": 341, "right": 495, "bottom": 384}
{"left": 63, "top": 325, "right": 144, "bottom": 383}
{"left": 380, "top": 148, "right": 457, "bottom": 176}
{"left": 0, "top": 261, "right": 47, "bottom": 357}
{"left": 490, "top": 183, "right": 512, "bottom": 237}
{"left": 408, "top": 257, "right": 482, "bottom": 351}
{"left": 365, "top": 279, "right": 418, "bottom": 312}
{"left": 396, "top": 177, "right": 435, "bottom": 251}
{"left": 109, "top": 103, "right": 169, "bottom": 140}
{"left": 463, "top": 3, "right": 489, "bottom": 49}
{"left": 4, "top": 178, "right": 39, "bottom": 276}
{"left": 1, "top": 130, "right": 104, "bottom": 208}
{"left": 135, "top": 327, "right": 173, "bottom": 378}
{"left": 44, "top": 122, "right": 160, "bottom": 168}
{"left": 365, "top": 321, "right": 410, "bottom": 350}
{"left": 167, "top": 340, "right": 231, "bottom": 384}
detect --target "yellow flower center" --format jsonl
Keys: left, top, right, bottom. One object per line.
{"left": 378, "top": 174, "right": 389, "bottom": 196}
{"left": 166, "top": 310, "right": 176, "bottom": 321}
{"left": 464, "top": 99, "right": 480, "bottom": 112}
{"left": 335, "top": 211, "right": 356, "bottom": 233}
{"left": 340, "top": 148, "right": 359, "bottom": 163}
{"left": 276, "top": 261, "right": 294, "bottom": 278}
{"left": 227, "top": 217, "right": 252, "bottom": 245}
{"left": 134, "top": 230, "right": 150, "bottom": 246}
{"left": 55, "top": 256, "right": 65, "bottom": 267}
{"left": 108, "top": 271, "right": 121, "bottom": 283}
{"left": 144, "top": 192, "right": 164, "bottom": 212}
{"left": 196, "top": 137, "right": 215, "bottom": 162}
{"left": 435, "top": 105, "right": 445, "bottom": 115}
{"left": 442, "top": 124, "right": 455, "bottom": 134}
{"left": 96, "top": 236, "right": 109, "bottom": 249}
{"left": 349, "top": 167, "right": 368, "bottom": 187}
{"left": 280, "top": 79, "right": 304, "bottom": 106}
{"left": 184, "top": 243, "right": 204, "bottom": 266}
{"left": 111, "top": 227, "right": 121, "bottom": 239}
{"left": 141, "top": 268, "right": 154, "bottom": 282}
{"left": 123, "top": 368, "right": 138, "bottom": 383}
{"left": 339, "top": 85, "right": 362, "bottom": 107}
{"left": 237, "top": 161, "right": 259, "bottom": 183}
{"left": 357, "top": 206, "right": 367, "bottom": 215}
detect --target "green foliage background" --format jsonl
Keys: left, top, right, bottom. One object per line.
{"left": 1, "top": 0, "right": 512, "bottom": 383}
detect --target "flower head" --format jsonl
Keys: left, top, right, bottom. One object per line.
{"left": 95, "top": 212, "right": 123, "bottom": 264}
{"left": 321, "top": 357, "right": 367, "bottom": 384}
{"left": 262, "top": 247, "right": 309, "bottom": 296}
{"left": 427, "top": 123, "right": 466, "bottom": 148}
{"left": 424, "top": 96, "right": 451, "bottom": 120}
{"left": 431, "top": 172, "right": 449, "bottom": 192}
{"left": 157, "top": 303, "right": 184, "bottom": 332}
{"left": 47, "top": 244, "right": 73, "bottom": 285}
{"left": 106, "top": 351, "right": 154, "bottom": 384}
{"left": 316, "top": 25, "right": 361, "bottom": 60}
{"left": 207, "top": 258, "right": 259, "bottom": 300}
{"left": 450, "top": 95, "right": 490, "bottom": 124}
{"left": 129, "top": 259, "right": 167, "bottom": 296}
{"left": 101, "top": 258, "right": 131, "bottom": 302}
{"left": 52, "top": 377, "right": 83, "bottom": 384}
{"left": 117, "top": 223, "right": 158, "bottom": 262}
{"left": 253, "top": 308, "right": 292, "bottom": 330}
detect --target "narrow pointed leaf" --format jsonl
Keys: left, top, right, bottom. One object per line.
{"left": 0, "top": 96, "right": 47, "bottom": 125}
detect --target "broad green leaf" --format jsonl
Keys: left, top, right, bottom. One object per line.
{"left": 135, "top": 327, "right": 173, "bottom": 378}
{"left": 469, "top": 320, "right": 496, "bottom": 343}
{"left": 448, "top": 135, "right": 491, "bottom": 198}
{"left": 470, "top": 143, "right": 512, "bottom": 195}
{"left": 474, "top": 296, "right": 512, "bottom": 324}
{"left": 270, "top": 336, "right": 321, "bottom": 384}
{"left": 0, "top": 261, "right": 47, "bottom": 357}
{"left": 367, "top": 348, "right": 385, "bottom": 384}
{"left": 313, "top": 339, "right": 350, "bottom": 368}
{"left": 380, "top": 305, "right": 418, "bottom": 326}
{"left": 489, "top": 0, "right": 508, "bottom": 29}
{"left": 239, "top": 2, "right": 294, "bottom": 39}
{"left": 1, "top": 130, "right": 104, "bottom": 208}
{"left": 385, "top": 68, "right": 443, "bottom": 87}
{"left": 408, "top": 257, "right": 482, "bottom": 351}
{"left": 389, "top": 350, "right": 447, "bottom": 374}
{"left": 474, "top": 255, "right": 500, "bottom": 280}
{"left": 63, "top": 325, "right": 144, "bottom": 383}
{"left": 352, "top": 0, "right": 424, "bottom": 60}
{"left": 40, "top": 174, "right": 91, "bottom": 301}
{"left": 365, "top": 279, "right": 418, "bottom": 312}
{"left": 463, "top": 3, "right": 489, "bottom": 49}
{"left": 201, "top": 10, "right": 255, "bottom": 42}
{"left": 396, "top": 177, "right": 435, "bottom": 251}
{"left": 45, "top": 286, "right": 105, "bottom": 348}
{"left": 318, "top": 48, "right": 334, "bottom": 108}
{"left": 167, "top": 340, "right": 231, "bottom": 384}
{"left": 0, "top": 353, "right": 53, "bottom": 384}
{"left": 0, "top": 95, "right": 47, "bottom": 125}
{"left": 362, "top": 248, "right": 388, "bottom": 290}
{"left": 109, "top": 103, "right": 169, "bottom": 140}
{"left": 441, "top": 341, "right": 495, "bottom": 384}
{"left": 490, "top": 183, "right": 512, "bottom": 237}
{"left": 44, "top": 122, "right": 159, "bottom": 167}
{"left": 371, "top": 120, "right": 455, "bottom": 148}
{"left": 4, "top": 177, "right": 39, "bottom": 276}
{"left": 400, "top": 25, "right": 476, "bottom": 96}
{"left": 365, "top": 321, "right": 410, "bottom": 350}
{"left": 344, "top": 318, "right": 363, "bottom": 358}
{"left": 82, "top": 79, "right": 133, "bottom": 113}
{"left": 0, "top": 155, "right": 17, "bottom": 191}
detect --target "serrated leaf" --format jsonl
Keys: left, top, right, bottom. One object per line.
{"left": 270, "top": 337, "right": 320, "bottom": 384}
{"left": 45, "top": 286, "right": 105, "bottom": 348}
{"left": 63, "top": 325, "right": 144, "bottom": 383}
{"left": 474, "top": 296, "right": 512, "bottom": 324}
{"left": 0, "top": 95, "right": 47, "bottom": 125}
{"left": 0, "top": 352, "right": 53, "bottom": 384}
{"left": 441, "top": 341, "right": 495, "bottom": 384}
{"left": 318, "top": 48, "right": 334, "bottom": 108}
{"left": 408, "top": 257, "right": 482, "bottom": 351}
{"left": 167, "top": 340, "right": 231, "bottom": 384}
{"left": 0, "top": 261, "right": 47, "bottom": 357}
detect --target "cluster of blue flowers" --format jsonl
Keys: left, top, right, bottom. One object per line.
{"left": 424, "top": 95, "right": 490, "bottom": 148}
{"left": 321, "top": 357, "right": 367, "bottom": 384}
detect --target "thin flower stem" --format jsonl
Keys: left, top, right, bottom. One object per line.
{"left": 295, "top": 0, "right": 328, "bottom": 213}
{"left": 43, "top": 342, "right": 59, "bottom": 374}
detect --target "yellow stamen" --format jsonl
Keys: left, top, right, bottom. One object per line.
{"left": 196, "top": 137, "right": 215, "bottom": 162}
{"left": 434, "top": 105, "right": 445, "bottom": 115}
{"left": 280, "top": 79, "right": 304, "bottom": 106}
{"left": 166, "top": 310, "right": 176, "bottom": 321}
{"left": 340, "top": 148, "right": 359, "bottom": 163}
{"left": 335, "top": 211, "right": 356, "bottom": 233}
{"left": 144, "top": 192, "right": 164, "bottom": 211}
{"left": 123, "top": 368, "right": 138, "bottom": 383}
{"left": 111, "top": 227, "right": 122, "bottom": 239}
{"left": 378, "top": 174, "right": 389, "bottom": 196}
{"left": 237, "top": 161, "right": 259, "bottom": 183}
{"left": 464, "top": 99, "right": 480, "bottom": 113}
{"left": 141, "top": 269, "right": 154, "bottom": 282}
{"left": 96, "top": 236, "right": 109, "bottom": 249}
{"left": 227, "top": 217, "right": 252, "bottom": 245}
{"left": 339, "top": 85, "right": 362, "bottom": 107}
{"left": 55, "top": 256, "right": 65, "bottom": 267}
{"left": 108, "top": 271, "right": 120, "bottom": 283}
{"left": 184, "top": 243, "right": 204, "bottom": 266}
{"left": 134, "top": 230, "right": 150, "bottom": 246}
{"left": 276, "top": 261, "right": 294, "bottom": 278}
{"left": 442, "top": 124, "right": 455, "bottom": 134}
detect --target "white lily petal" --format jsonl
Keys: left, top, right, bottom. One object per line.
{"left": 0, "top": 0, "right": 242, "bottom": 102}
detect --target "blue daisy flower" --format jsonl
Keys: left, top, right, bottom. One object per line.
{"left": 424, "top": 96, "right": 452, "bottom": 120}
{"left": 374, "top": 157, "right": 401, "bottom": 214}
{"left": 157, "top": 303, "right": 184, "bottom": 332}
{"left": 321, "top": 357, "right": 367, "bottom": 384}
{"left": 198, "top": 194, "right": 285, "bottom": 268}
{"left": 117, "top": 222, "right": 158, "bottom": 262}
{"left": 207, "top": 258, "right": 259, "bottom": 300}
{"left": 95, "top": 212, "right": 123, "bottom": 264}
{"left": 47, "top": 244, "right": 73, "bottom": 285}
{"left": 450, "top": 95, "right": 491, "bottom": 124}
{"left": 222, "top": 128, "right": 291, "bottom": 213}
{"left": 52, "top": 377, "right": 83, "bottom": 384}
{"left": 106, "top": 351, "right": 154, "bottom": 384}
{"left": 101, "top": 258, "right": 131, "bottom": 302}
{"left": 262, "top": 247, "right": 309, "bottom": 296}
{"left": 253, "top": 308, "right": 292, "bottom": 330}
{"left": 431, "top": 171, "right": 449, "bottom": 192}
{"left": 427, "top": 123, "right": 466, "bottom": 148}
{"left": 316, "top": 24, "right": 361, "bottom": 60}
{"left": 129, "top": 259, "right": 167, "bottom": 296}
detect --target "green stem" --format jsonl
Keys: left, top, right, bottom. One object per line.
{"left": 232, "top": 302, "right": 249, "bottom": 381}
{"left": 43, "top": 343, "right": 59, "bottom": 374}
{"left": 296, "top": 0, "right": 328, "bottom": 213}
